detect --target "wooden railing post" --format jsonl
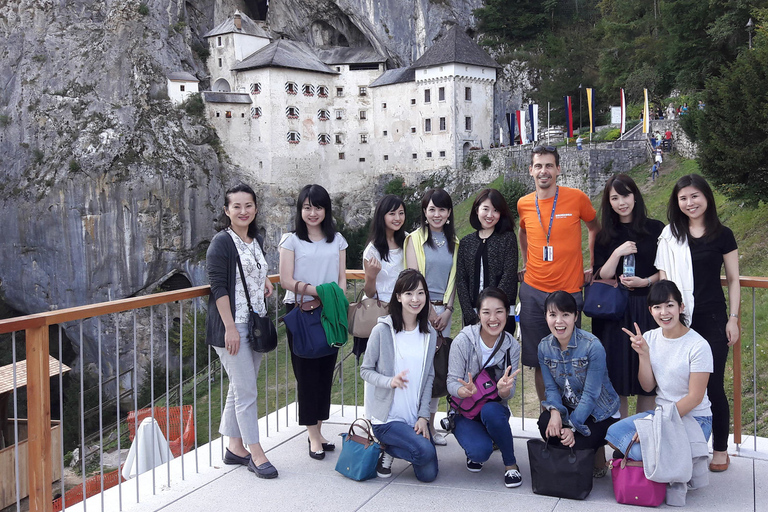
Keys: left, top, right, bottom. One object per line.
{"left": 26, "top": 325, "right": 52, "bottom": 512}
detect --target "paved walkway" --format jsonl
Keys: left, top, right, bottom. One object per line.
{"left": 74, "top": 404, "right": 766, "bottom": 512}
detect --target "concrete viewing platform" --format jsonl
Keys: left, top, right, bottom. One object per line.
{"left": 72, "top": 404, "right": 768, "bottom": 512}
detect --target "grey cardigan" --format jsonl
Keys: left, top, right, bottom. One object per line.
{"left": 447, "top": 324, "right": 521, "bottom": 403}
{"left": 360, "top": 316, "right": 437, "bottom": 423}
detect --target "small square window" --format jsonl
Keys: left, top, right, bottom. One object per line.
{"left": 336, "top": 66, "right": 341, "bottom": 72}
{"left": 225, "top": 111, "right": 232, "bottom": 119}
{"left": 359, "top": 157, "right": 366, "bottom": 162}
{"left": 359, "top": 110, "right": 367, "bottom": 120}
{"left": 439, "top": 150, "right": 446, "bottom": 157}
{"left": 412, "top": 153, "right": 417, "bottom": 159}
{"left": 410, "top": 98, "right": 416, "bottom": 105}
{"left": 465, "top": 116, "right": 472, "bottom": 131}
{"left": 180, "top": 85, "right": 185, "bottom": 92}
{"left": 426, "top": 151, "right": 433, "bottom": 158}
{"left": 336, "top": 87, "right": 344, "bottom": 97}
{"left": 424, "top": 89, "right": 431, "bottom": 103}
{"left": 411, "top": 127, "right": 416, "bottom": 134}
{"left": 335, "top": 134, "right": 343, "bottom": 144}
{"left": 218, "top": 58, "right": 222, "bottom": 67}
{"left": 335, "top": 110, "right": 343, "bottom": 120}
{"left": 384, "top": 155, "right": 389, "bottom": 161}
{"left": 359, "top": 86, "right": 367, "bottom": 96}
{"left": 383, "top": 130, "right": 388, "bottom": 136}
{"left": 339, "top": 152, "right": 345, "bottom": 160}
{"left": 465, "top": 87, "right": 472, "bottom": 101}
{"left": 217, "top": 36, "right": 222, "bottom": 46}
{"left": 360, "top": 134, "right": 368, "bottom": 144}
{"left": 241, "top": 113, "right": 245, "bottom": 118}
{"left": 216, "top": 112, "right": 220, "bottom": 117}
{"left": 382, "top": 102, "right": 387, "bottom": 109}
{"left": 438, "top": 87, "right": 445, "bottom": 101}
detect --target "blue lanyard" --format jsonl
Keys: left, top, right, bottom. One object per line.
{"left": 535, "top": 186, "right": 558, "bottom": 246}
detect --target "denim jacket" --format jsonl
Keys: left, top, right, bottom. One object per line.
{"left": 538, "top": 328, "right": 620, "bottom": 436}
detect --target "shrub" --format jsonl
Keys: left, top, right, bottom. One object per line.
{"left": 69, "top": 159, "right": 81, "bottom": 172}
{"left": 498, "top": 179, "right": 528, "bottom": 219}
{"left": 32, "top": 148, "right": 44, "bottom": 164}
{"left": 182, "top": 92, "right": 204, "bottom": 117}
{"left": 479, "top": 154, "right": 492, "bottom": 169}
{"left": 0, "top": 114, "right": 10, "bottom": 127}
{"left": 138, "top": 3, "right": 149, "bottom": 15}
{"left": 192, "top": 41, "right": 210, "bottom": 61}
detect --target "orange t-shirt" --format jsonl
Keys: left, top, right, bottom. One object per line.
{"left": 517, "top": 186, "right": 596, "bottom": 293}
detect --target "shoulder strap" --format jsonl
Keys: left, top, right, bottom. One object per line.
{"left": 235, "top": 255, "right": 255, "bottom": 313}
{"left": 480, "top": 335, "right": 504, "bottom": 370}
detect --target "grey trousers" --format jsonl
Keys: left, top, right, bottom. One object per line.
{"left": 214, "top": 323, "right": 263, "bottom": 445}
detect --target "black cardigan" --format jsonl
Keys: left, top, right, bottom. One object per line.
{"left": 205, "top": 230, "right": 265, "bottom": 347}
{"left": 455, "top": 230, "right": 518, "bottom": 326}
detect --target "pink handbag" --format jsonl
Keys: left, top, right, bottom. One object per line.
{"left": 608, "top": 439, "right": 666, "bottom": 507}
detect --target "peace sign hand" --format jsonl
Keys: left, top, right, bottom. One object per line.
{"left": 496, "top": 366, "right": 521, "bottom": 396}
{"left": 390, "top": 370, "right": 409, "bottom": 389}
{"left": 622, "top": 322, "right": 649, "bottom": 357}
{"left": 457, "top": 372, "right": 477, "bottom": 398}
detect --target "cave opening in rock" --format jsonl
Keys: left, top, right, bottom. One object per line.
{"left": 242, "top": 0, "right": 268, "bottom": 21}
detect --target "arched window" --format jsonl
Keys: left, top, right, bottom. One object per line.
{"left": 251, "top": 107, "right": 262, "bottom": 119}
{"left": 250, "top": 83, "right": 261, "bottom": 95}
{"left": 318, "top": 109, "right": 330, "bottom": 121}
{"left": 286, "top": 106, "right": 299, "bottom": 119}
{"left": 287, "top": 131, "right": 301, "bottom": 144}
{"left": 317, "top": 85, "right": 329, "bottom": 98}
{"left": 285, "top": 82, "right": 297, "bottom": 95}
{"left": 318, "top": 133, "right": 331, "bottom": 145}
{"left": 302, "top": 84, "right": 315, "bottom": 96}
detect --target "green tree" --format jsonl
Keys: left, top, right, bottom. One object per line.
{"left": 696, "top": 12, "right": 768, "bottom": 200}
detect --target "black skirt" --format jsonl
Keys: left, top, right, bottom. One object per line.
{"left": 592, "top": 294, "right": 656, "bottom": 397}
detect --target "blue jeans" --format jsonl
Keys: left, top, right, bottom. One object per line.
{"left": 453, "top": 401, "right": 517, "bottom": 466}
{"left": 606, "top": 411, "right": 712, "bottom": 460}
{"left": 372, "top": 421, "right": 438, "bottom": 482}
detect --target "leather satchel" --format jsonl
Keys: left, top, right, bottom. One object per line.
{"left": 281, "top": 282, "right": 336, "bottom": 359}
{"left": 347, "top": 290, "right": 389, "bottom": 338}
{"left": 608, "top": 438, "right": 666, "bottom": 507}
{"left": 235, "top": 255, "right": 277, "bottom": 353}
{"left": 583, "top": 277, "right": 629, "bottom": 321}
{"left": 527, "top": 438, "right": 594, "bottom": 500}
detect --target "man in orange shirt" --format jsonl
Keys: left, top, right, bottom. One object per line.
{"left": 517, "top": 145, "right": 600, "bottom": 402}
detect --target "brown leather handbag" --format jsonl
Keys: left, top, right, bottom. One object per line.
{"left": 347, "top": 290, "right": 389, "bottom": 338}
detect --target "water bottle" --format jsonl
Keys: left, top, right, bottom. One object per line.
{"left": 623, "top": 254, "right": 636, "bottom": 277}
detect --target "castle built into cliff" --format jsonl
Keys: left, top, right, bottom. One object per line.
{"left": 194, "top": 11, "right": 499, "bottom": 192}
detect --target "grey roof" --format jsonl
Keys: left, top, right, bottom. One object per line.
{"left": 316, "top": 47, "right": 386, "bottom": 65}
{"left": 167, "top": 71, "right": 198, "bottom": 82}
{"left": 202, "top": 92, "right": 252, "bottom": 104}
{"left": 203, "top": 11, "right": 270, "bottom": 39}
{"left": 369, "top": 67, "right": 415, "bottom": 87}
{"left": 233, "top": 39, "right": 337, "bottom": 74}
{"left": 411, "top": 25, "right": 499, "bottom": 69}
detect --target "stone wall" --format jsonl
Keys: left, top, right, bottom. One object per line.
{"left": 464, "top": 142, "right": 649, "bottom": 196}
{"left": 649, "top": 119, "right": 698, "bottom": 160}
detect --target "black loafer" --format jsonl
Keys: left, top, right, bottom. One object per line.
{"left": 309, "top": 444, "right": 326, "bottom": 460}
{"left": 308, "top": 438, "right": 335, "bottom": 452}
{"left": 223, "top": 448, "right": 251, "bottom": 466}
{"left": 248, "top": 458, "right": 278, "bottom": 479}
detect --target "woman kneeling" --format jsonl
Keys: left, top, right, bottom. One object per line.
{"left": 538, "top": 291, "right": 620, "bottom": 477}
{"left": 361, "top": 269, "right": 439, "bottom": 482}
{"left": 447, "top": 287, "right": 522, "bottom": 488}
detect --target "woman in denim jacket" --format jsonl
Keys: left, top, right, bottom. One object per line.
{"left": 537, "top": 291, "right": 620, "bottom": 477}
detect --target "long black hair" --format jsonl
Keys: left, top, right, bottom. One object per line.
{"left": 596, "top": 173, "right": 650, "bottom": 246}
{"left": 223, "top": 183, "right": 259, "bottom": 240}
{"left": 469, "top": 188, "right": 514, "bottom": 235}
{"left": 389, "top": 269, "right": 431, "bottom": 333}
{"left": 420, "top": 188, "right": 456, "bottom": 253}
{"left": 544, "top": 290, "right": 578, "bottom": 315}
{"left": 367, "top": 194, "right": 406, "bottom": 262}
{"left": 295, "top": 184, "right": 336, "bottom": 243}
{"left": 647, "top": 280, "right": 687, "bottom": 326}
{"left": 668, "top": 174, "right": 722, "bottom": 243}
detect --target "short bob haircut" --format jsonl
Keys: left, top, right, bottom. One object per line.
{"left": 668, "top": 174, "right": 722, "bottom": 243}
{"left": 647, "top": 279, "right": 687, "bottom": 326}
{"left": 476, "top": 286, "right": 511, "bottom": 314}
{"left": 544, "top": 290, "right": 578, "bottom": 315}
{"left": 389, "top": 269, "right": 431, "bottom": 334}
{"left": 420, "top": 188, "right": 456, "bottom": 253}
{"left": 295, "top": 184, "right": 336, "bottom": 243}
{"left": 469, "top": 188, "right": 514, "bottom": 235}
{"left": 596, "top": 173, "right": 650, "bottom": 247}
{"left": 367, "top": 194, "right": 406, "bottom": 262}
{"left": 530, "top": 145, "right": 560, "bottom": 167}
{"left": 223, "top": 183, "right": 259, "bottom": 240}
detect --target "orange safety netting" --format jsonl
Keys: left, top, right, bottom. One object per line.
{"left": 52, "top": 406, "right": 195, "bottom": 510}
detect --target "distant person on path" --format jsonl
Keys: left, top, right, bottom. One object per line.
{"left": 698, "top": 100, "right": 706, "bottom": 110}
{"left": 517, "top": 145, "right": 600, "bottom": 403}
{"left": 576, "top": 135, "right": 584, "bottom": 150}
{"left": 654, "top": 174, "right": 740, "bottom": 472}
{"left": 655, "top": 146, "right": 663, "bottom": 169}
{"left": 651, "top": 162, "right": 659, "bottom": 181}
{"left": 667, "top": 103, "right": 676, "bottom": 119}
{"left": 206, "top": 183, "right": 278, "bottom": 478}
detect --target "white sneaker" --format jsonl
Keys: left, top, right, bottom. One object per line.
{"left": 432, "top": 432, "right": 448, "bottom": 446}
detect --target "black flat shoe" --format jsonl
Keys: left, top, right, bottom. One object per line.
{"left": 223, "top": 448, "right": 251, "bottom": 466}
{"left": 308, "top": 438, "right": 335, "bottom": 452}
{"left": 308, "top": 444, "right": 326, "bottom": 460}
{"left": 248, "top": 458, "right": 278, "bottom": 479}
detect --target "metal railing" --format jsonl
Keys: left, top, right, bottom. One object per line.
{"left": 0, "top": 272, "right": 763, "bottom": 511}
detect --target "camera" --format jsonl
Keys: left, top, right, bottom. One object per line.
{"left": 440, "top": 410, "right": 456, "bottom": 433}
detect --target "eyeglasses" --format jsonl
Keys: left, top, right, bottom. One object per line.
{"left": 532, "top": 145, "right": 557, "bottom": 153}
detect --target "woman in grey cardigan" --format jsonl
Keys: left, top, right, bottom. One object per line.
{"left": 361, "top": 269, "right": 438, "bottom": 481}
{"left": 447, "top": 287, "right": 522, "bottom": 488}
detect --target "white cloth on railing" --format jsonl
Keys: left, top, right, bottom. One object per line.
{"left": 122, "top": 417, "right": 174, "bottom": 480}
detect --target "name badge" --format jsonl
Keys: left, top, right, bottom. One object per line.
{"left": 543, "top": 246, "right": 554, "bottom": 262}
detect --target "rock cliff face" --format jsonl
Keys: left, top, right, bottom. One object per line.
{"left": 0, "top": 0, "right": 488, "bottom": 387}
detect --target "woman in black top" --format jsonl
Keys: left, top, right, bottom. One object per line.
{"left": 593, "top": 174, "right": 663, "bottom": 418}
{"left": 456, "top": 189, "right": 518, "bottom": 330}
{"left": 655, "top": 174, "right": 740, "bottom": 472}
